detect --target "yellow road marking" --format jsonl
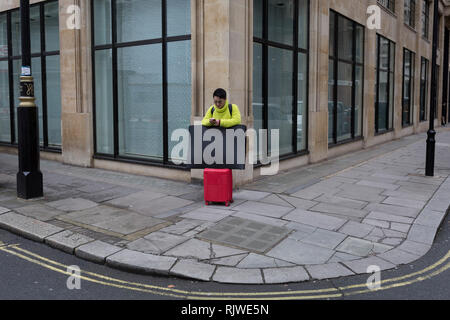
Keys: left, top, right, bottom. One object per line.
{"left": 0, "top": 244, "right": 449, "bottom": 299}
{"left": 344, "top": 263, "right": 450, "bottom": 296}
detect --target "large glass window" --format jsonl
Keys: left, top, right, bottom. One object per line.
{"left": 375, "top": 35, "right": 395, "bottom": 133}
{"left": 404, "top": 0, "right": 416, "bottom": 28}
{"left": 378, "top": 0, "right": 396, "bottom": 12}
{"left": 0, "top": 1, "right": 61, "bottom": 149}
{"left": 253, "top": 0, "right": 309, "bottom": 158}
{"left": 420, "top": 57, "right": 429, "bottom": 121}
{"left": 93, "top": 0, "right": 191, "bottom": 165}
{"left": 402, "top": 48, "right": 415, "bottom": 126}
{"left": 328, "top": 11, "right": 364, "bottom": 144}
{"left": 422, "top": 0, "right": 430, "bottom": 39}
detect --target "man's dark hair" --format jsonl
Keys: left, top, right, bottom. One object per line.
{"left": 213, "top": 88, "right": 227, "bottom": 100}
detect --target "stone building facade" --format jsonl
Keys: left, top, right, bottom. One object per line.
{"left": 0, "top": 0, "right": 450, "bottom": 187}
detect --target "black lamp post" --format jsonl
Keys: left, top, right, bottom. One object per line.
{"left": 425, "top": 0, "right": 441, "bottom": 177}
{"left": 16, "top": 0, "right": 43, "bottom": 199}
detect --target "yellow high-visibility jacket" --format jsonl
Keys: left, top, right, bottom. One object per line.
{"left": 201, "top": 100, "right": 242, "bottom": 128}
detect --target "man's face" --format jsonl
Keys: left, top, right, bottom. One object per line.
{"left": 213, "top": 96, "right": 226, "bottom": 109}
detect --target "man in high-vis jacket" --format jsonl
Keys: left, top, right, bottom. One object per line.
{"left": 202, "top": 88, "right": 241, "bottom": 128}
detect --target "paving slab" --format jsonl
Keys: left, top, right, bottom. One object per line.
{"left": 382, "top": 197, "right": 426, "bottom": 209}
{"left": 213, "top": 267, "right": 263, "bottom": 284}
{"left": 159, "top": 219, "right": 203, "bottom": 235}
{"left": 289, "top": 186, "right": 337, "bottom": 200}
{"left": 180, "top": 207, "right": 233, "bottom": 222}
{"left": 328, "top": 252, "right": 361, "bottom": 263}
{"left": 259, "top": 194, "right": 293, "bottom": 208}
{"left": 342, "top": 256, "right": 396, "bottom": 274}
{"left": 365, "top": 203, "right": 420, "bottom": 218}
{"left": 381, "top": 189, "right": 431, "bottom": 202}
{"left": 414, "top": 209, "right": 447, "bottom": 228}
{"left": 170, "top": 259, "right": 216, "bottom": 281}
{"left": 127, "top": 232, "right": 188, "bottom": 254}
{"left": 232, "top": 201, "right": 293, "bottom": 218}
{"left": 79, "top": 186, "right": 140, "bottom": 203}
{"left": 208, "top": 254, "right": 248, "bottom": 267}
{"left": 278, "top": 195, "right": 317, "bottom": 209}
{"left": 285, "top": 222, "right": 317, "bottom": 233}
{"left": 407, "top": 224, "right": 438, "bottom": 245}
{"left": 310, "top": 203, "right": 368, "bottom": 219}
{"left": 390, "top": 222, "right": 411, "bottom": 233}
{"left": 365, "top": 211, "right": 414, "bottom": 224}
{"left": 424, "top": 199, "right": 450, "bottom": 213}
{"left": 233, "top": 190, "right": 271, "bottom": 201}
{"left": 356, "top": 180, "right": 400, "bottom": 191}
{"left": 335, "top": 183, "right": 386, "bottom": 203}
{"left": 62, "top": 205, "right": 129, "bottom": 225}
{"left": 106, "top": 249, "right": 177, "bottom": 275}
{"left": 0, "top": 212, "right": 63, "bottom": 242}
{"left": 382, "top": 228, "right": 406, "bottom": 238}
{"left": 299, "top": 228, "right": 347, "bottom": 250}
{"left": 362, "top": 218, "right": 390, "bottom": 229}
{"left": 46, "top": 198, "right": 99, "bottom": 212}
{"left": 267, "top": 239, "right": 335, "bottom": 265}
{"left": 13, "top": 204, "right": 64, "bottom": 221}
{"left": 339, "top": 221, "right": 375, "bottom": 238}
{"left": 164, "top": 238, "right": 247, "bottom": 260}
{"left": 397, "top": 181, "right": 439, "bottom": 191}
{"left": 91, "top": 213, "right": 165, "bottom": 235}
{"left": 336, "top": 237, "right": 382, "bottom": 257}
{"left": 283, "top": 209, "right": 347, "bottom": 231}
{"left": 263, "top": 266, "right": 310, "bottom": 284}
{"left": 236, "top": 253, "right": 294, "bottom": 269}
{"left": 381, "top": 238, "right": 404, "bottom": 246}
{"left": 0, "top": 206, "right": 9, "bottom": 214}
{"left": 377, "top": 248, "right": 421, "bottom": 265}
{"left": 306, "top": 263, "right": 355, "bottom": 280}
{"left": 130, "top": 196, "right": 194, "bottom": 217}
{"left": 164, "top": 238, "right": 211, "bottom": 260}
{"left": 75, "top": 240, "right": 123, "bottom": 263}
{"left": 396, "top": 240, "right": 431, "bottom": 256}
{"left": 105, "top": 190, "right": 167, "bottom": 209}
{"left": 45, "top": 230, "right": 95, "bottom": 254}
{"left": 232, "top": 211, "right": 288, "bottom": 227}
{"left": 315, "top": 195, "right": 368, "bottom": 210}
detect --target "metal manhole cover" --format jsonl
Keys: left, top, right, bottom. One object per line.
{"left": 196, "top": 217, "right": 291, "bottom": 253}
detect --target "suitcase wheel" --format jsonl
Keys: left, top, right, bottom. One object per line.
{"left": 225, "top": 201, "right": 230, "bottom": 207}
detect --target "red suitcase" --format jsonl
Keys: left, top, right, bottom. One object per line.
{"left": 204, "top": 169, "right": 233, "bottom": 206}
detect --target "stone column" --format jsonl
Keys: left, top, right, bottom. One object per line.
{"left": 59, "top": 0, "right": 93, "bottom": 167}
{"left": 364, "top": 0, "right": 378, "bottom": 144}
{"left": 190, "top": 0, "right": 253, "bottom": 187}
{"left": 308, "top": 0, "right": 330, "bottom": 163}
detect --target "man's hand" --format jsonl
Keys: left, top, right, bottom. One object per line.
{"left": 209, "top": 119, "right": 220, "bottom": 126}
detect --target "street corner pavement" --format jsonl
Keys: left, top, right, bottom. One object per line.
{"left": 0, "top": 131, "right": 450, "bottom": 284}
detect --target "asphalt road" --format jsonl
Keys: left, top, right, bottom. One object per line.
{"left": 0, "top": 213, "right": 448, "bottom": 302}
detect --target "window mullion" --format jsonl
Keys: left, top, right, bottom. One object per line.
{"left": 292, "top": 0, "right": 299, "bottom": 153}
{"left": 40, "top": 3, "right": 48, "bottom": 148}
{"left": 162, "top": 0, "right": 168, "bottom": 164}
{"left": 112, "top": 0, "right": 119, "bottom": 158}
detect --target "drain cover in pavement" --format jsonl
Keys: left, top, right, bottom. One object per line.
{"left": 196, "top": 217, "right": 292, "bottom": 253}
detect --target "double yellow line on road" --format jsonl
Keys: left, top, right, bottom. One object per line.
{"left": 0, "top": 243, "right": 448, "bottom": 300}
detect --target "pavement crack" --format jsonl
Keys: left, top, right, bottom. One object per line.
{"left": 209, "top": 243, "right": 216, "bottom": 260}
